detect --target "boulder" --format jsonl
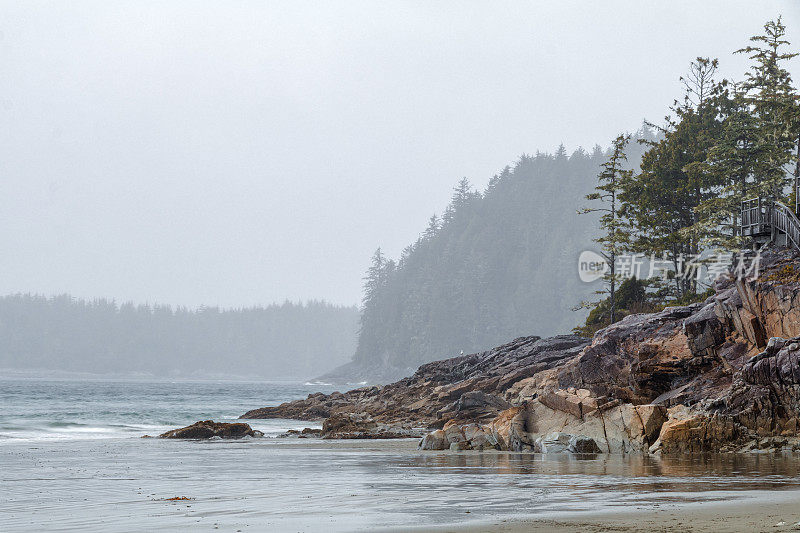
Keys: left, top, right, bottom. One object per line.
{"left": 537, "top": 388, "right": 598, "bottom": 418}
{"left": 322, "top": 412, "right": 377, "bottom": 434}
{"left": 319, "top": 412, "right": 422, "bottom": 439}
{"left": 419, "top": 424, "right": 498, "bottom": 451}
{"left": 634, "top": 404, "right": 669, "bottom": 444}
{"left": 449, "top": 441, "right": 471, "bottom": 451}
{"left": 557, "top": 305, "right": 701, "bottom": 405}
{"left": 419, "top": 429, "right": 448, "bottom": 450}
{"left": 462, "top": 423, "right": 497, "bottom": 450}
{"left": 742, "top": 336, "right": 800, "bottom": 385}
{"left": 536, "top": 432, "right": 571, "bottom": 453}
{"left": 487, "top": 405, "right": 525, "bottom": 450}
{"left": 158, "top": 420, "right": 263, "bottom": 439}
{"left": 649, "top": 407, "right": 744, "bottom": 454}
{"left": 278, "top": 427, "right": 323, "bottom": 438}
{"left": 443, "top": 419, "right": 466, "bottom": 443}
{"left": 568, "top": 435, "right": 602, "bottom": 454}
{"left": 684, "top": 302, "right": 726, "bottom": 357}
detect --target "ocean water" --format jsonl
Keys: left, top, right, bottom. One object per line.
{"left": 0, "top": 379, "right": 336, "bottom": 442}
{"left": 4, "top": 378, "right": 800, "bottom": 532}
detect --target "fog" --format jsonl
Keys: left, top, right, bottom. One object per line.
{"left": 0, "top": 1, "right": 797, "bottom": 308}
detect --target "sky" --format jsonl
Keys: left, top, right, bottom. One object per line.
{"left": 0, "top": 1, "right": 798, "bottom": 308}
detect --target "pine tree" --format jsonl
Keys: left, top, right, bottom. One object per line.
{"left": 691, "top": 19, "right": 799, "bottom": 248}
{"left": 735, "top": 16, "right": 799, "bottom": 200}
{"left": 621, "top": 58, "right": 725, "bottom": 297}
{"left": 694, "top": 82, "right": 760, "bottom": 246}
{"left": 579, "top": 134, "right": 632, "bottom": 323}
{"left": 680, "top": 57, "right": 719, "bottom": 108}
{"left": 423, "top": 214, "right": 440, "bottom": 240}
{"left": 444, "top": 177, "right": 479, "bottom": 224}
{"left": 362, "top": 248, "right": 388, "bottom": 308}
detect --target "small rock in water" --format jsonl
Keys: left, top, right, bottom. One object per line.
{"left": 568, "top": 435, "right": 602, "bottom": 454}
{"left": 157, "top": 420, "right": 263, "bottom": 439}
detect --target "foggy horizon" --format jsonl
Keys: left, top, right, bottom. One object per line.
{"left": 2, "top": 1, "right": 798, "bottom": 309}
{"left": 7, "top": 5, "right": 800, "bottom": 530}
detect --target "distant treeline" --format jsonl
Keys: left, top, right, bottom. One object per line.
{"left": 0, "top": 294, "right": 359, "bottom": 379}
{"left": 351, "top": 135, "right": 652, "bottom": 376}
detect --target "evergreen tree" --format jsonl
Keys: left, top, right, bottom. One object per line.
{"left": 361, "top": 248, "right": 389, "bottom": 308}
{"left": 443, "top": 177, "right": 479, "bottom": 224}
{"left": 423, "top": 214, "right": 440, "bottom": 240}
{"left": 694, "top": 82, "right": 759, "bottom": 246}
{"left": 680, "top": 57, "right": 719, "bottom": 108}
{"left": 348, "top": 136, "right": 653, "bottom": 379}
{"left": 621, "top": 58, "right": 726, "bottom": 297}
{"left": 735, "top": 16, "right": 799, "bottom": 200}
{"left": 579, "top": 134, "right": 632, "bottom": 323}
{"left": 691, "top": 19, "right": 798, "bottom": 248}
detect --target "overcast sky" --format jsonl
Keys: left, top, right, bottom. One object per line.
{"left": 0, "top": 1, "right": 798, "bottom": 308}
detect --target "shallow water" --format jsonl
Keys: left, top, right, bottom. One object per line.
{"left": 4, "top": 379, "right": 800, "bottom": 532}
{"left": 5, "top": 438, "right": 800, "bottom": 532}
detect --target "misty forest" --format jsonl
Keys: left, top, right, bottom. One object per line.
{"left": 345, "top": 17, "right": 800, "bottom": 381}
{"left": 0, "top": 295, "right": 358, "bottom": 379}
{"left": 3, "top": 17, "right": 799, "bottom": 383}
{"left": 346, "top": 138, "right": 652, "bottom": 380}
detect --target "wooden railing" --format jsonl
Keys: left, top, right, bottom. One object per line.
{"left": 740, "top": 197, "right": 800, "bottom": 251}
{"left": 740, "top": 197, "right": 766, "bottom": 237}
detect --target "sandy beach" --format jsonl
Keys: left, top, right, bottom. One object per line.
{"left": 413, "top": 490, "right": 800, "bottom": 533}
{"left": 6, "top": 380, "right": 800, "bottom": 532}
{"left": 5, "top": 427, "right": 800, "bottom": 531}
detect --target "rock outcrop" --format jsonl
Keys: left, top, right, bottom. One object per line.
{"left": 319, "top": 412, "right": 424, "bottom": 439}
{"left": 243, "top": 246, "right": 800, "bottom": 454}
{"left": 241, "top": 334, "right": 589, "bottom": 427}
{"left": 159, "top": 420, "right": 263, "bottom": 439}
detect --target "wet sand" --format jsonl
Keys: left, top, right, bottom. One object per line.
{"left": 6, "top": 436, "right": 800, "bottom": 531}
{"left": 413, "top": 490, "right": 800, "bottom": 532}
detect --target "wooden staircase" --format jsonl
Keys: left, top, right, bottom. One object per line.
{"left": 741, "top": 197, "right": 800, "bottom": 251}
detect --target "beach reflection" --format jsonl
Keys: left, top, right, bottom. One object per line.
{"left": 4, "top": 438, "right": 800, "bottom": 532}
{"left": 413, "top": 450, "right": 800, "bottom": 481}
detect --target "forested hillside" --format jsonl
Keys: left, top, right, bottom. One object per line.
{"left": 0, "top": 295, "right": 359, "bottom": 379}
{"left": 329, "top": 17, "right": 800, "bottom": 384}
{"left": 327, "top": 136, "right": 651, "bottom": 382}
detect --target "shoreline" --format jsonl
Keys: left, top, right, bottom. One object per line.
{"left": 401, "top": 489, "right": 800, "bottom": 532}
{"left": 6, "top": 435, "right": 800, "bottom": 532}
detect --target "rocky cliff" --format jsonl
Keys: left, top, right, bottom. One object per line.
{"left": 242, "top": 246, "right": 800, "bottom": 453}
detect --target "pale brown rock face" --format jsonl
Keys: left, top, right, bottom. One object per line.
{"left": 243, "top": 247, "right": 800, "bottom": 454}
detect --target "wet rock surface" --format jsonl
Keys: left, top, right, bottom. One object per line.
{"left": 244, "top": 247, "right": 800, "bottom": 453}
{"left": 158, "top": 420, "right": 263, "bottom": 439}
{"left": 241, "top": 334, "right": 589, "bottom": 427}
{"left": 278, "top": 428, "right": 323, "bottom": 438}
